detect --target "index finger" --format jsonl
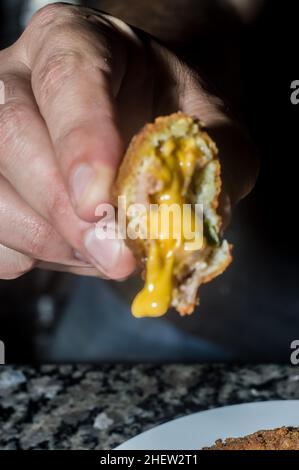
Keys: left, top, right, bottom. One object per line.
{"left": 23, "top": 4, "right": 126, "bottom": 221}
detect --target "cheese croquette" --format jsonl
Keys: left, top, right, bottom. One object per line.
{"left": 114, "top": 113, "right": 232, "bottom": 318}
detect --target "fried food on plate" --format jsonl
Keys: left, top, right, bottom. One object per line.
{"left": 204, "top": 427, "right": 299, "bottom": 450}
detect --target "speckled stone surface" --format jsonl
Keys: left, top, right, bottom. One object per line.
{"left": 1, "top": 365, "right": 299, "bottom": 450}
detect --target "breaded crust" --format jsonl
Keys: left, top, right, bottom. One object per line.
{"left": 114, "top": 112, "right": 218, "bottom": 203}
{"left": 204, "top": 427, "right": 299, "bottom": 450}
{"left": 113, "top": 112, "right": 232, "bottom": 315}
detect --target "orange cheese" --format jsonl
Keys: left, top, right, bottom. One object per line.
{"left": 131, "top": 137, "right": 203, "bottom": 318}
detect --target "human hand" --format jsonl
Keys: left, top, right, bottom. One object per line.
{"left": 0, "top": 3, "right": 258, "bottom": 280}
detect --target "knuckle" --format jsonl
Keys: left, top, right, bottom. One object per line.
{"left": 0, "top": 100, "right": 32, "bottom": 150}
{"left": 34, "top": 50, "right": 83, "bottom": 105}
{"left": 29, "top": 3, "right": 70, "bottom": 29}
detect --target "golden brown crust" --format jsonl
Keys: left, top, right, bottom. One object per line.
{"left": 114, "top": 112, "right": 215, "bottom": 202}
{"left": 113, "top": 112, "right": 209, "bottom": 266}
{"left": 200, "top": 244, "right": 233, "bottom": 285}
{"left": 177, "top": 244, "right": 233, "bottom": 316}
{"left": 204, "top": 427, "right": 299, "bottom": 450}
{"left": 113, "top": 115, "right": 181, "bottom": 264}
{"left": 114, "top": 112, "right": 232, "bottom": 315}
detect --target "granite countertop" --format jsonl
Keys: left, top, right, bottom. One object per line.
{"left": 0, "top": 364, "right": 299, "bottom": 450}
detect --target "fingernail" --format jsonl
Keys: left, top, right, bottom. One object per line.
{"left": 70, "top": 164, "right": 114, "bottom": 209}
{"left": 84, "top": 225, "right": 121, "bottom": 275}
{"left": 71, "top": 164, "right": 95, "bottom": 207}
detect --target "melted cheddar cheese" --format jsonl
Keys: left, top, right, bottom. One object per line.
{"left": 131, "top": 136, "right": 203, "bottom": 318}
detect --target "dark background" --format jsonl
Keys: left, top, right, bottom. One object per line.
{"left": 0, "top": 0, "right": 298, "bottom": 362}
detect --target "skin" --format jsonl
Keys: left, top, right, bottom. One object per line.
{"left": 0, "top": 3, "right": 258, "bottom": 281}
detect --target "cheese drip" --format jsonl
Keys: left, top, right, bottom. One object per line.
{"left": 132, "top": 137, "right": 203, "bottom": 318}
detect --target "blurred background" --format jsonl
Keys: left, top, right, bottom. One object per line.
{"left": 0, "top": 0, "right": 298, "bottom": 363}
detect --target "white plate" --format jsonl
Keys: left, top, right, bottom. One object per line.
{"left": 116, "top": 400, "right": 299, "bottom": 450}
